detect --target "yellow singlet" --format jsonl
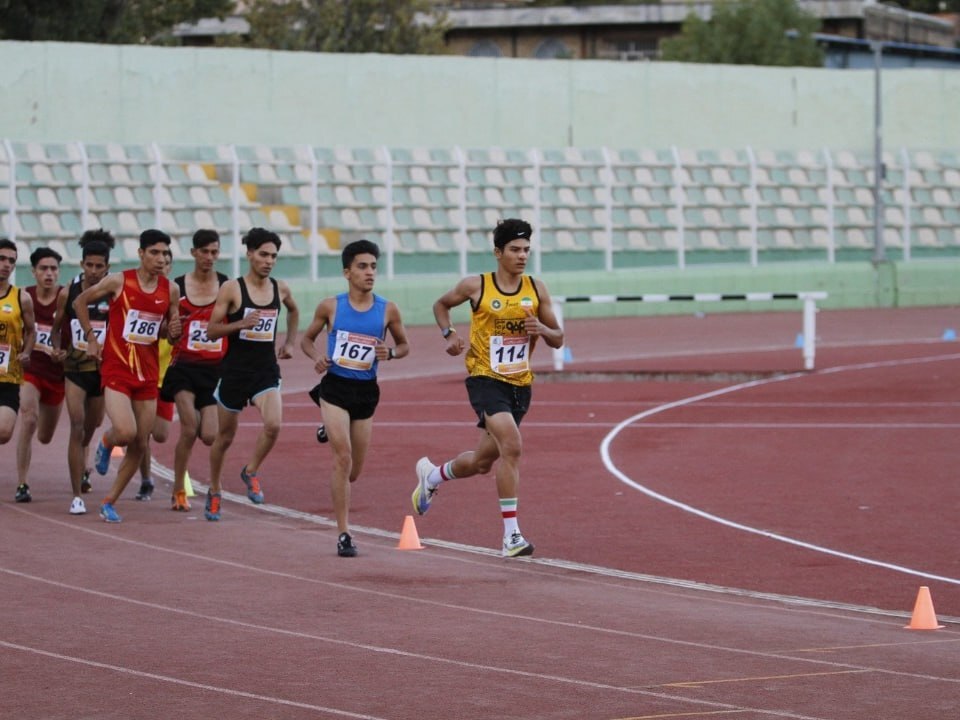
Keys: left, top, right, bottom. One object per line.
{"left": 0, "top": 286, "right": 25, "bottom": 385}
{"left": 465, "top": 273, "right": 539, "bottom": 387}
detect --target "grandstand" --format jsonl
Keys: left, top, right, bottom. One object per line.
{"left": 2, "top": 138, "right": 958, "bottom": 280}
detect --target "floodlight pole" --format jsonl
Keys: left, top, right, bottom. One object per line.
{"left": 871, "top": 40, "right": 887, "bottom": 264}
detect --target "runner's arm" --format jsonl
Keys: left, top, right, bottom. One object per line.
{"left": 18, "top": 291, "right": 36, "bottom": 363}
{"left": 380, "top": 301, "right": 409, "bottom": 362}
{"left": 278, "top": 281, "right": 299, "bottom": 359}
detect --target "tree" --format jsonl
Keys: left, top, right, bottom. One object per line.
{"left": 661, "top": 0, "right": 824, "bottom": 66}
{"left": 243, "top": 0, "right": 449, "bottom": 55}
{"left": 0, "top": 0, "right": 235, "bottom": 44}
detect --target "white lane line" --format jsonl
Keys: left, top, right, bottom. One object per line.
{"left": 0, "top": 639, "right": 388, "bottom": 720}
{"left": 626, "top": 422, "right": 960, "bottom": 429}
{"left": 237, "top": 420, "right": 960, "bottom": 429}
{"left": 0, "top": 570, "right": 835, "bottom": 719}
{"left": 600, "top": 353, "right": 960, "bottom": 587}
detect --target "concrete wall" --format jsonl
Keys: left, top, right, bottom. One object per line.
{"left": 1, "top": 41, "right": 958, "bottom": 151}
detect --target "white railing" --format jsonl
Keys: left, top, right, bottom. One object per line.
{"left": 1, "top": 140, "right": 955, "bottom": 282}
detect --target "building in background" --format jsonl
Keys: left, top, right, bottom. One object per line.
{"left": 440, "top": 2, "right": 957, "bottom": 61}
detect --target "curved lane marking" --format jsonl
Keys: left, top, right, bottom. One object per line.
{"left": 600, "top": 353, "right": 960, "bottom": 587}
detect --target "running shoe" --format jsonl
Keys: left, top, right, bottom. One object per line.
{"left": 135, "top": 477, "right": 155, "bottom": 501}
{"left": 502, "top": 531, "right": 534, "bottom": 558}
{"left": 411, "top": 457, "right": 438, "bottom": 516}
{"left": 69, "top": 497, "right": 87, "bottom": 515}
{"left": 94, "top": 439, "right": 112, "bottom": 475}
{"left": 14, "top": 483, "right": 31, "bottom": 503}
{"left": 316, "top": 424, "right": 328, "bottom": 443}
{"left": 240, "top": 465, "right": 264, "bottom": 504}
{"left": 80, "top": 469, "right": 92, "bottom": 494}
{"left": 204, "top": 491, "right": 221, "bottom": 521}
{"left": 337, "top": 532, "right": 358, "bottom": 557}
{"left": 171, "top": 490, "right": 190, "bottom": 512}
{"left": 99, "top": 502, "right": 121, "bottom": 523}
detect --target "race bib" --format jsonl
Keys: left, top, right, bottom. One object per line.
{"left": 122, "top": 309, "right": 162, "bottom": 345}
{"left": 35, "top": 322, "right": 54, "bottom": 354}
{"left": 0, "top": 343, "right": 9, "bottom": 373}
{"left": 489, "top": 335, "right": 529, "bottom": 375}
{"left": 70, "top": 319, "right": 106, "bottom": 352}
{"left": 238, "top": 308, "right": 278, "bottom": 342}
{"left": 332, "top": 330, "right": 378, "bottom": 371}
{"left": 187, "top": 319, "right": 223, "bottom": 353}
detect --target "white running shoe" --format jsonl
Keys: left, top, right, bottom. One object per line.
{"left": 412, "top": 456, "right": 438, "bottom": 515}
{"left": 69, "top": 497, "right": 87, "bottom": 515}
{"left": 502, "top": 531, "right": 534, "bottom": 558}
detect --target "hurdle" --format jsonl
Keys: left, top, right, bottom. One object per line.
{"left": 551, "top": 291, "right": 828, "bottom": 371}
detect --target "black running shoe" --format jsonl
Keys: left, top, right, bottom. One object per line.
{"left": 316, "top": 424, "right": 328, "bottom": 444}
{"left": 80, "top": 470, "right": 92, "bottom": 494}
{"left": 14, "top": 483, "right": 31, "bottom": 503}
{"left": 135, "top": 478, "right": 155, "bottom": 501}
{"left": 337, "top": 532, "right": 358, "bottom": 557}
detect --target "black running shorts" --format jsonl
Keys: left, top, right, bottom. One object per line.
{"left": 214, "top": 365, "right": 281, "bottom": 413}
{"left": 465, "top": 375, "right": 531, "bottom": 429}
{"left": 0, "top": 382, "right": 20, "bottom": 412}
{"left": 64, "top": 370, "right": 103, "bottom": 398}
{"left": 309, "top": 372, "right": 379, "bottom": 421}
{"left": 161, "top": 362, "right": 220, "bottom": 409}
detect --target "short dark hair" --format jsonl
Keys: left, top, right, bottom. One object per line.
{"left": 0, "top": 238, "right": 16, "bottom": 254}
{"left": 139, "top": 229, "right": 171, "bottom": 250}
{"left": 492, "top": 218, "right": 532, "bottom": 250}
{"left": 79, "top": 228, "right": 116, "bottom": 250}
{"left": 243, "top": 227, "right": 281, "bottom": 252}
{"left": 30, "top": 246, "right": 62, "bottom": 268}
{"left": 192, "top": 228, "right": 220, "bottom": 249}
{"left": 81, "top": 240, "right": 110, "bottom": 263}
{"left": 341, "top": 239, "right": 380, "bottom": 269}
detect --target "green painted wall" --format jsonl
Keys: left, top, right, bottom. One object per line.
{"left": 1, "top": 41, "right": 958, "bottom": 151}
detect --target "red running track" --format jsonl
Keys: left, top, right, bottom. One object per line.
{"left": 3, "top": 306, "right": 959, "bottom": 719}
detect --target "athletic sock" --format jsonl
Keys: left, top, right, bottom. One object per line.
{"left": 500, "top": 498, "right": 519, "bottom": 537}
{"left": 428, "top": 461, "right": 456, "bottom": 489}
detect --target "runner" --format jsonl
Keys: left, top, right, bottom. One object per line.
{"left": 301, "top": 239, "right": 409, "bottom": 556}
{"left": 0, "top": 239, "right": 37, "bottom": 451}
{"left": 160, "top": 229, "right": 228, "bottom": 511}
{"left": 411, "top": 219, "right": 564, "bottom": 557}
{"left": 72, "top": 229, "right": 181, "bottom": 523}
{"left": 50, "top": 239, "right": 112, "bottom": 515}
{"left": 135, "top": 249, "right": 175, "bottom": 501}
{"left": 14, "top": 247, "right": 64, "bottom": 503}
{"left": 204, "top": 228, "right": 299, "bottom": 521}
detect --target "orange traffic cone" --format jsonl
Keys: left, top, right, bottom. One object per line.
{"left": 397, "top": 515, "right": 424, "bottom": 550}
{"left": 905, "top": 586, "right": 944, "bottom": 630}
{"left": 110, "top": 445, "right": 124, "bottom": 458}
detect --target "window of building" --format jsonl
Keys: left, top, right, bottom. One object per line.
{"left": 533, "top": 38, "right": 572, "bottom": 59}
{"left": 468, "top": 40, "right": 502, "bottom": 57}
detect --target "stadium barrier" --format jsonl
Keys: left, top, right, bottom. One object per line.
{"left": 551, "top": 291, "right": 828, "bottom": 371}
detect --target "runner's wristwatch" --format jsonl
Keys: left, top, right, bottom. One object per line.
{"left": 441, "top": 327, "right": 456, "bottom": 339}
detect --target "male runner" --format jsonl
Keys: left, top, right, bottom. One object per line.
{"left": 204, "top": 228, "right": 299, "bottom": 521}
{"left": 160, "top": 229, "right": 228, "bottom": 511}
{"left": 73, "top": 229, "right": 181, "bottom": 523}
{"left": 301, "top": 239, "right": 409, "bottom": 556}
{"left": 0, "top": 239, "right": 36, "bottom": 449}
{"left": 135, "top": 249, "right": 175, "bottom": 501}
{"left": 51, "top": 239, "right": 111, "bottom": 515}
{"left": 14, "top": 247, "right": 64, "bottom": 504}
{"left": 411, "top": 219, "right": 563, "bottom": 557}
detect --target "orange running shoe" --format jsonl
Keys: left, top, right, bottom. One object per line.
{"left": 171, "top": 490, "right": 191, "bottom": 512}
{"left": 204, "top": 491, "right": 221, "bottom": 521}
{"left": 240, "top": 465, "right": 264, "bottom": 504}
